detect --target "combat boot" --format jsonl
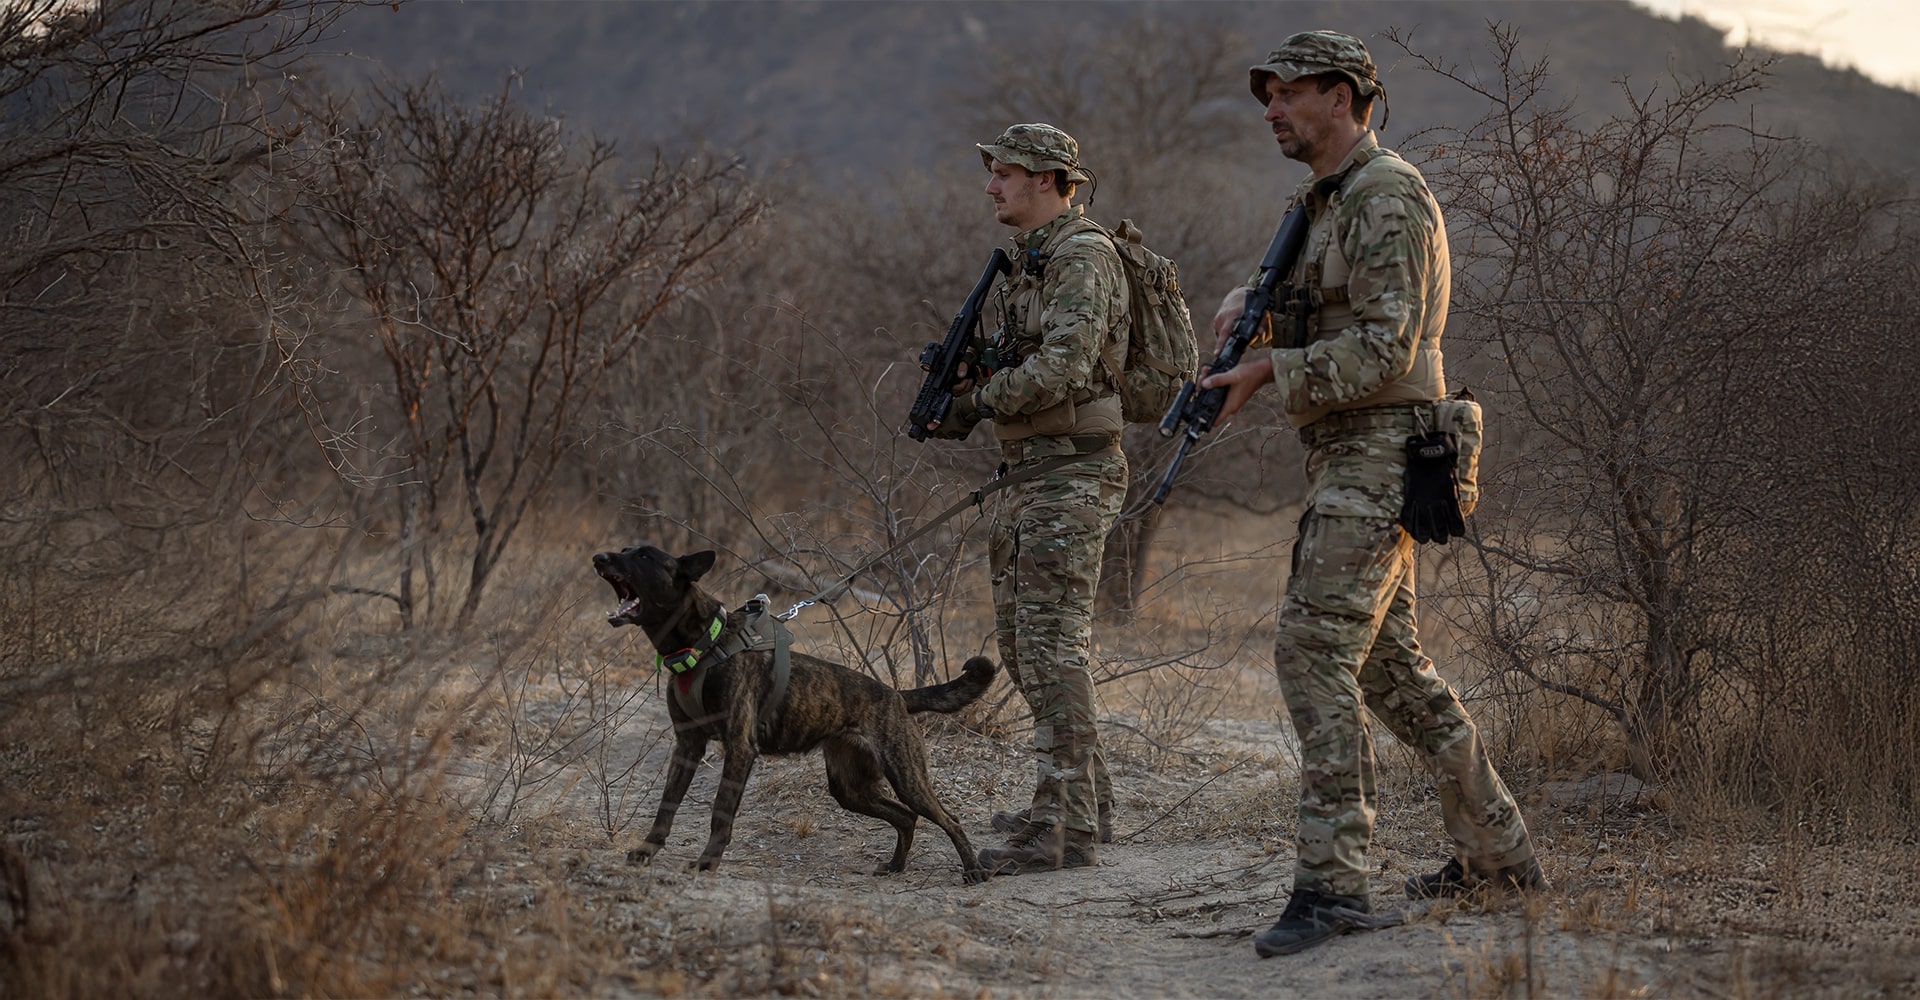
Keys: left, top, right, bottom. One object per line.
{"left": 1253, "top": 887, "right": 1397, "bottom": 957}
{"left": 1404, "top": 856, "right": 1550, "bottom": 900}
{"left": 989, "top": 802, "right": 1114, "bottom": 843}
{"left": 976, "top": 824, "right": 1097, "bottom": 877}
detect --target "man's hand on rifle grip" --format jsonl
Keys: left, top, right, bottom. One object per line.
{"left": 949, "top": 360, "right": 977, "bottom": 396}
{"left": 1201, "top": 287, "right": 1277, "bottom": 424}
{"left": 1198, "top": 355, "right": 1275, "bottom": 424}
{"left": 927, "top": 361, "right": 978, "bottom": 433}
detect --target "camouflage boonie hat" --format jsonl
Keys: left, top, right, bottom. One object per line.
{"left": 1249, "top": 30, "right": 1385, "bottom": 104}
{"left": 976, "top": 123, "right": 1091, "bottom": 183}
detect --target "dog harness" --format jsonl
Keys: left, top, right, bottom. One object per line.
{"left": 657, "top": 613, "right": 727, "bottom": 676}
{"left": 658, "top": 596, "right": 793, "bottom": 749}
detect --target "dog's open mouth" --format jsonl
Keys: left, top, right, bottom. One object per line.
{"left": 600, "top": 569, "right": 639, "bottom": 627}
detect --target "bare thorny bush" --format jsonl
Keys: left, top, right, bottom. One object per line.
{"left": 1392, "top": 24, "right": 1920, "bottom": 830}
{"left": 9, "top": 6, "right": 1919, "bottom": 996}
{"left": 294, "top": 75, "right": 766, "bottom": 629}
{"left": 0, "top": 3, "right": 743, "bottom": 994}
{"left": 0, "top": 0, "right": 359, "bottom": 667}
{"left": 0, "top": 5, "right": 497, "bottom": 992}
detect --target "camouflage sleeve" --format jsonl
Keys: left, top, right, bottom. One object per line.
{"left": 1269, "top": 180, "right": 1439, "bottom": 413}
{"left": 977, "top": 237, "right": 1124, "bottom": 416}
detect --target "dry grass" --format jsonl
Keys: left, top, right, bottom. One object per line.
{"left": 4, "top": 502, "right": 1918, "bottom": 999}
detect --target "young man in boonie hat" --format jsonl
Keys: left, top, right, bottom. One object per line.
{"left": 928, "top": 123, "right": 1125, "bottom": 876}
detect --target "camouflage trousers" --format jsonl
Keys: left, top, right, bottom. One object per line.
{"left": 989, "top": 444, "right": 1126, "bottom": 835}
{"left": 1275, "top": 507, "right": 1536, "bottom": 898}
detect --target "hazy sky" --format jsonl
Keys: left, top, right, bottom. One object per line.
{"left": 1633, "top": 0, "right": 1920, "bottom": 91}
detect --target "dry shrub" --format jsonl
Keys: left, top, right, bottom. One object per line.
{"left": 0, "top": 507, "right": 664, "bottom": 995}
{"left": 293, "top": 74, "right": 765, "bottom": 630}
{"left": 1397, "top": 25, "right": 1920, "bottom": 840}
{"left": 11, "top": 8, "right": 1920, "bottom": 997}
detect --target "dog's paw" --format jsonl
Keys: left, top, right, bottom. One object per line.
{"left": 693, "top": 855, "right": 722, "bottom": 873}
{"left": 962, "top": 866, "right": 992, "bottom": 885}
{"left": 625, "top": 844, "right": 661, "bottom": 866}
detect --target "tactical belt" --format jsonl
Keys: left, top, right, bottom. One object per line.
{"left": 1000, "top": 432, "right": 1120, "bottom": 467}
{"left": 1297, "top": 403, "right": 1427, "bottom": 450}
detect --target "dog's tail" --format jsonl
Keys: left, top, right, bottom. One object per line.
{"left": 901, "top": 656, "right": 997, "bottom": 714}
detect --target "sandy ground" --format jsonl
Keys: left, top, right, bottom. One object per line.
{"left": 420, "top": 561, "right": 1920, "bottom": 999}
{"left": 443, "top": 684, "right": 1920, "bottom": 1000}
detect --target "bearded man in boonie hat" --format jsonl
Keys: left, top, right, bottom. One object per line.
{"left": 1185, "top": 31, "right": 1552, "bottom": 958}
{"left": 927, "top": 122, "right": 1127, "bottom": 877}
{"left": 1246, "top": 29, "right": 1390, "bottom": 168}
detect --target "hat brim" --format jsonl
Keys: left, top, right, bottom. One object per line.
{"left": 1249, "top": 62, "right": 1378, "bottom": 103}
{"left": 977, "top": 143, "right": 1091, "bottom": 183}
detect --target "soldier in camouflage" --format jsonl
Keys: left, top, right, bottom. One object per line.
{"left": 928, "top": 123, "right": 1126, "bottom": 876}
{"left": 1196, "top": 32, "right": 1549, "bottom": 956}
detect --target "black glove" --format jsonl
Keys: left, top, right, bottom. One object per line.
{"left": 1400, "top": 431, "right": 1467, "bottom": 544}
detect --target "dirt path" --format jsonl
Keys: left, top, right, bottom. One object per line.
{"left": 474, "top": 705, "right": 1705, "bottom": 998}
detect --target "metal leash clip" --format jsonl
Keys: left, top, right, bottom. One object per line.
{"left": 742, "top": 593, "right": 773, "bottom": 643}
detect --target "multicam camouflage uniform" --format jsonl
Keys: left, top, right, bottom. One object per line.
{"left": 1248, "top": 34, "right": 1540, "bottom": 899}
{"left": 936, "top": 124, "right": 1126, "bottom": 840}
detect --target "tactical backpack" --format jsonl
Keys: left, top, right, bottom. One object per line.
{"left": 1104, "top": 220, "right": 1200, "bottom": 423}
{"left": 1051, "top": 218, "right": 1200, "bottom": 423}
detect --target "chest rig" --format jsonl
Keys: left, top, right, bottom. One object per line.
{"left": 1281, "top": 144, "right": 1384, "bottom": 350}
{"left": 1275, "top": 141, "right": 1449, "bottom": 431}
{"left": 992, "top": 219, "right": 1123, "bottom": 393}
{"left": 991, "top": 240, "right": 1053, "bottom": 366}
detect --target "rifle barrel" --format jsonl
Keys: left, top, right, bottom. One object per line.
{"left": 1150, "top": 435, "right": 1195, "bottom": 506}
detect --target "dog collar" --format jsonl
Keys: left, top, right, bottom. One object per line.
{"left": 658, "top": 612, "right": 727, "bottom": 675}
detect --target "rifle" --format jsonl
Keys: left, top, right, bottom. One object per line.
{"left": 1150, "top": 205, "right": 1311, "bottom": 504}
{"left": 906, "top": 247, "right": 1012, "bottom": 441}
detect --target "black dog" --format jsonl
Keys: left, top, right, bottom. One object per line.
{"left": 594, "top": 545, "right": 993, "bottom": 883}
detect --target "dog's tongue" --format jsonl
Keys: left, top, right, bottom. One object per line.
{"left": 607, "top": 596, "right": 641, "bottom": 626}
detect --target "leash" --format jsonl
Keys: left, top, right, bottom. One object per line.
{"left": 770, "top": 444, "right": 1117, "bottom": 623}
{"left": 664, "top": 442, "right": 1116, "bottom": 745}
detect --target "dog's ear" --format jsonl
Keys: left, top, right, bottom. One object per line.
{"left": 676, "top": 550, "right": 717, "bottom": 582}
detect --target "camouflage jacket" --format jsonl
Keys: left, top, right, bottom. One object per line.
{"left": 1267, "top": 132, "right": 1448, "bottom": 429}
{"left": 943, "top": 206, "right": 1127, "bottom": 443}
